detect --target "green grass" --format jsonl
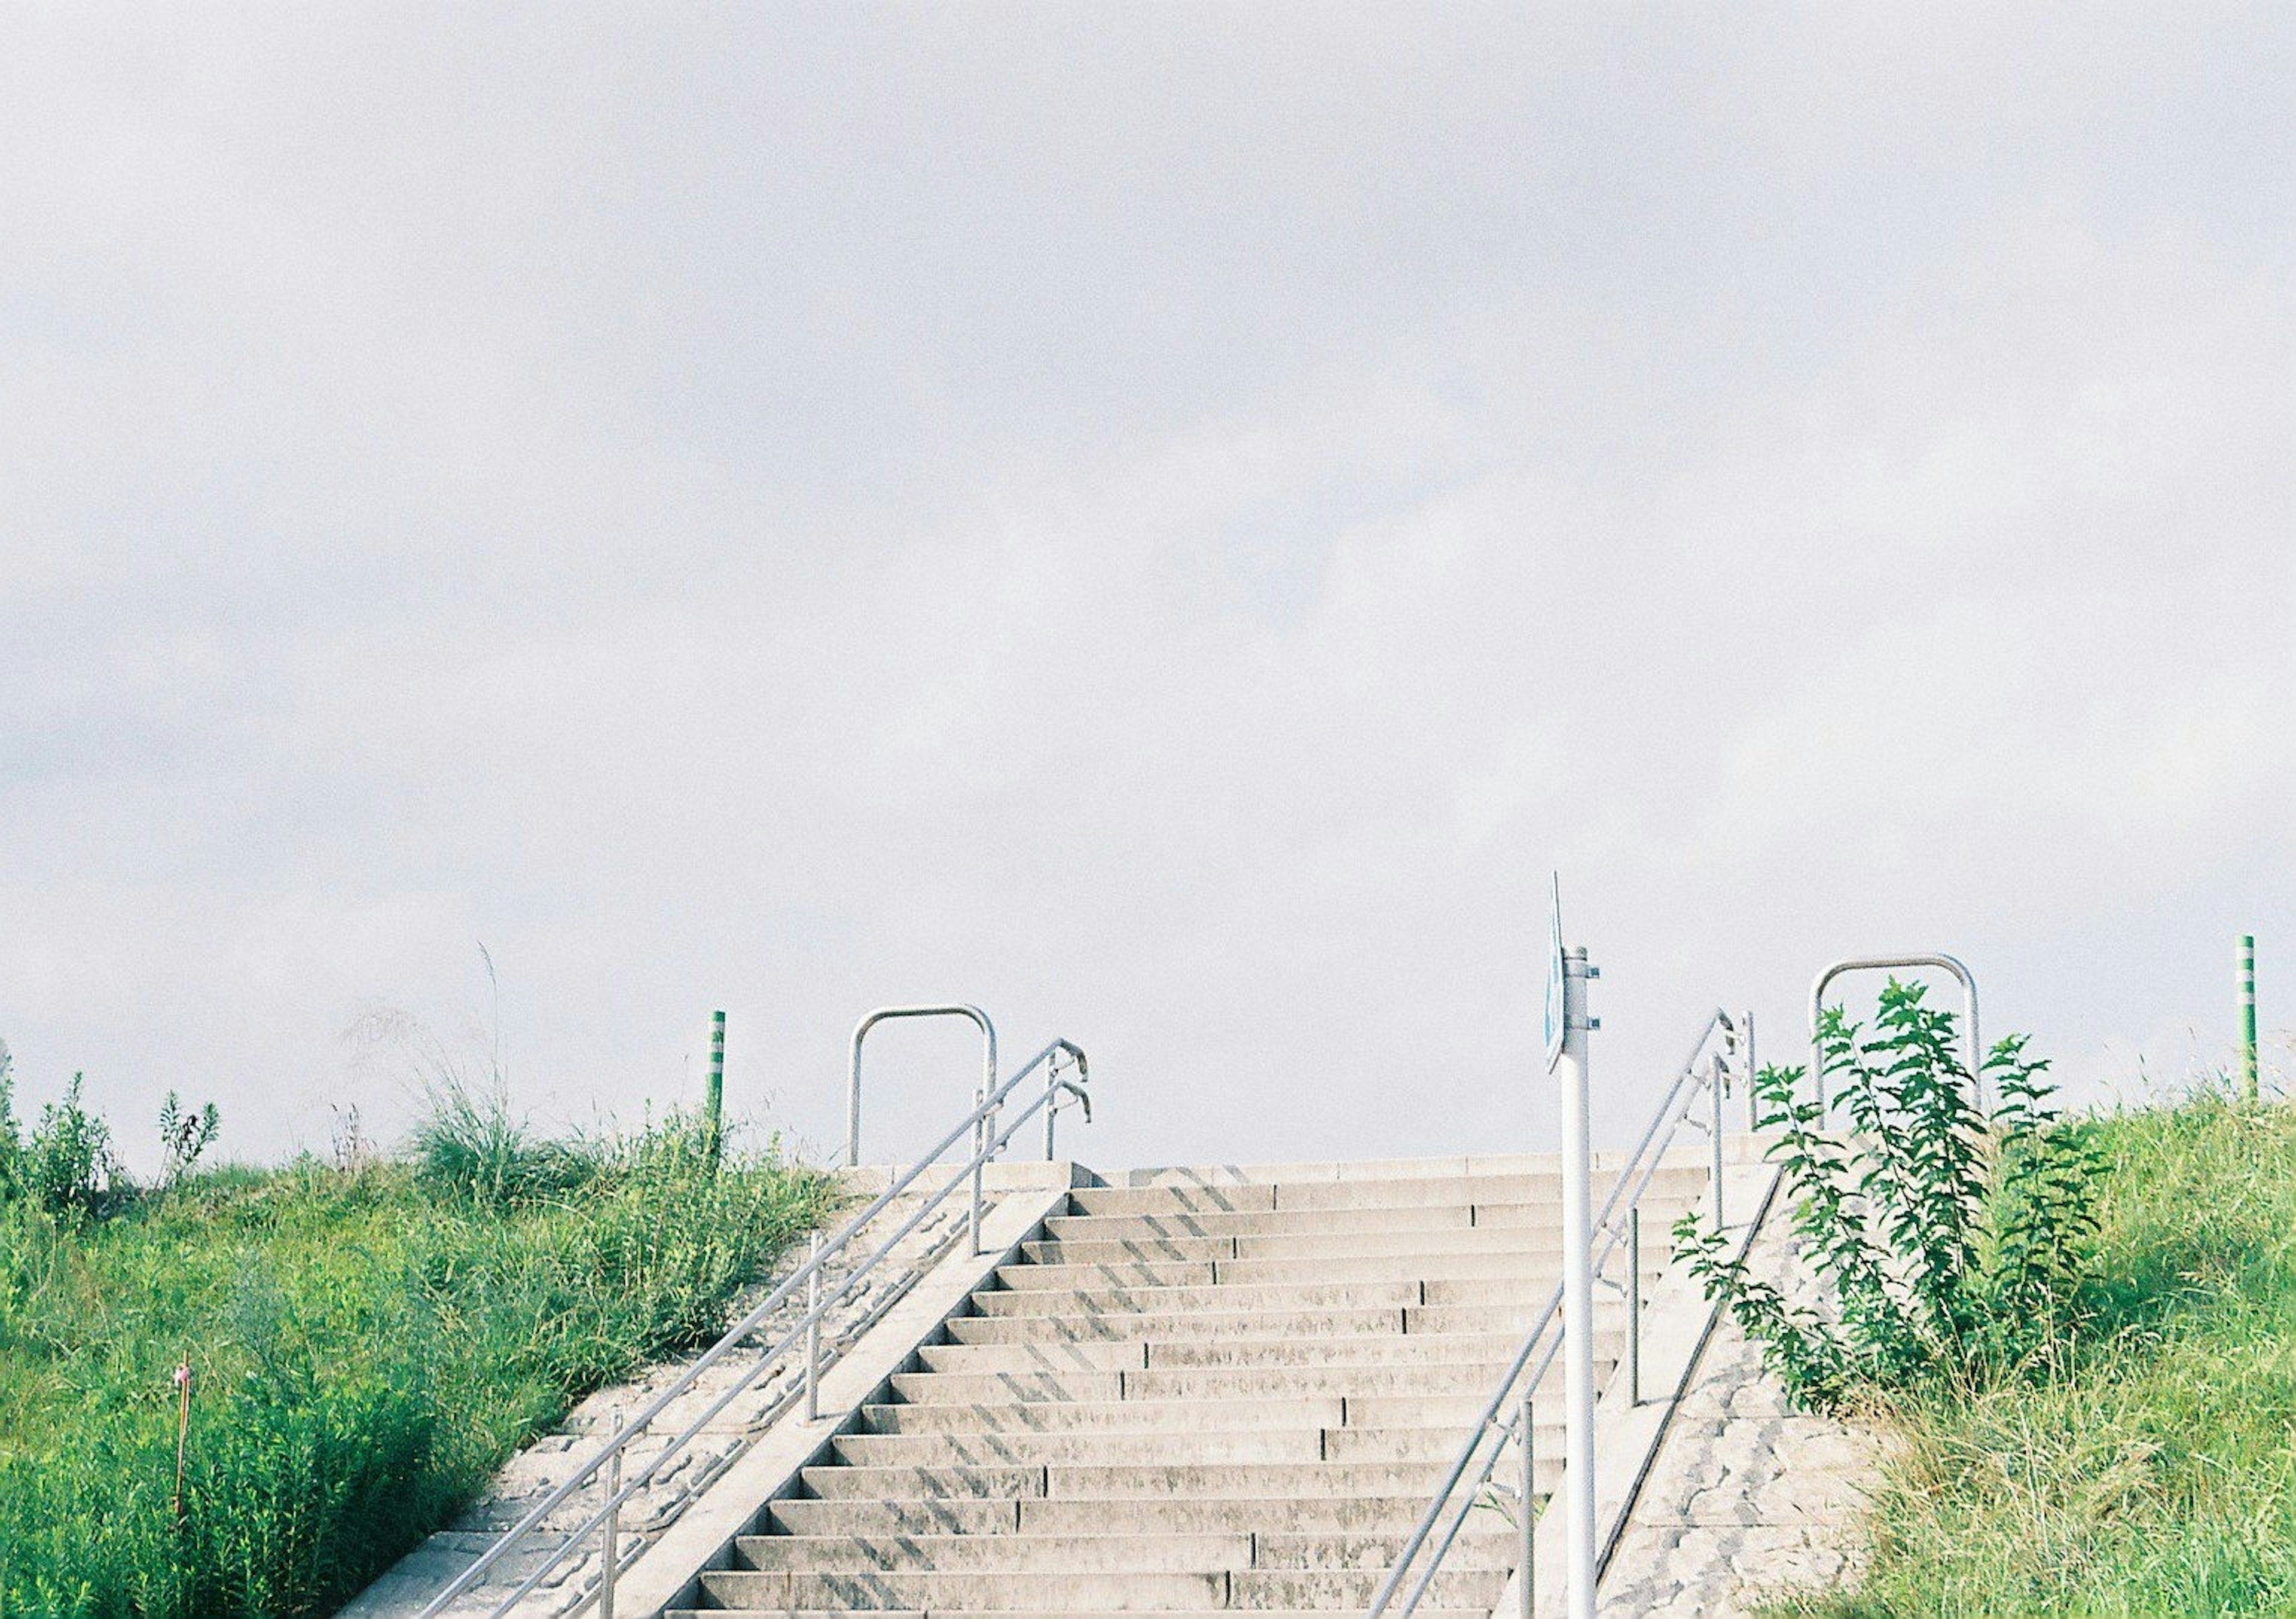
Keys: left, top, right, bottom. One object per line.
{"left": 1780, "top": 1088, "right": 2296, "bottom": 1617}
{"left": 0, "top": 1111, "right": 837, "bottom": 1618}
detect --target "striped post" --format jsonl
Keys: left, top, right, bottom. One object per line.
{"left": 705, "top": 1010, "right": 726, "bottom": 1165}
{"left": 2240, "top": 936, "right": 2258, "bottom": 1105}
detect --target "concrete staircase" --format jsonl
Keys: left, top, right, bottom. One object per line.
{"left": 670, "top": 1157, "right": 1711, "bottom": 1618}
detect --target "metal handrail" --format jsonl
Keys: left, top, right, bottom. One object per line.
{"left": 419, "top": 1035, "right": 1091, "bottom": 1619}
{"left": 848, "top": 1004, "right": 997, "bottom": 1166}
{"left": 1366, "top": 1009, "right": 1744, "bottom": 1619}
{"left": 1808, "top": 954, "right": 1980, "bottom": 1117}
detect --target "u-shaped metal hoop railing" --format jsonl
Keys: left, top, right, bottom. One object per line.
{"left": 848, "top": 1004, "right": 997, "bottom": 1167}
{"left": 1808, "top": 954, "right": 1980, "bottom": 1117}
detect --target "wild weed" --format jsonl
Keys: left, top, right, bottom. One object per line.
{"left": 1674, "top": 979, "right": 2102, "bottom": 1411}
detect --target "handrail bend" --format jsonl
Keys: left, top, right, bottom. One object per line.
{"left": 419, "top": 1033, "right": 1090, "bottom": 1619}
{"left": 848, "top": 1004, "right": 997, "bottom": 1167}
{"left": 1366, "top": 1009, "right": 1745, "bottom": 1619}
{"left": 1808, "top": 954, "right": 1980, "bottom": 1116}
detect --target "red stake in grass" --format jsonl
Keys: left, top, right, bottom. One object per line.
{"left": 172, "top": 1360, "right": 193, "bottom": 1522}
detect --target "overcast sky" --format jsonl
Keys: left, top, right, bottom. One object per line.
{"left": 3, "top": 5, "right": 2290, "bottom": 1178}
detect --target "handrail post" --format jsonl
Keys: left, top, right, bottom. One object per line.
{"left": 1743, "top": 1008, "right": 1758, "bottom": 1133}
{"left": 970, "top": 1088, "right": 987, "bottom": 1257}
{"left": 1808, "top": 955, "right": 1980, "bottom": 1121}
{"left": 597, "top": 1418, "right": 622, "bottom": 1619}
{"left": 1711, "top": 1052, "right": 1725, "bottom": 1229}
{"left": 1519, "top": 1392, "right": 1536, "bottom": 1619}
{"left": 1626, "top": 1205, "right": 1641, "bottom": 1407}
{"left": 802, "top": 1232, "right": 822, "bottom": 1422}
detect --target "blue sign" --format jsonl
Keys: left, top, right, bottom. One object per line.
{"left": 1543, "top": 873, "right": 1566, "bottom": 1073}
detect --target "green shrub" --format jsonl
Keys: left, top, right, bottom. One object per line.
{"left": 156, "top": 1093, "right": 221, "bottom": 1188}
{"left": 26, "top": 1076, "right": 119, "bottom": 1221}
{"left": 1675, "top": 979, "right": 2102, "bottom": 1411}
{"left": 0, "top": 1040, "right": 23, "bottom": 1198}
{"left": 407, "top": 1074, "right": 591, "bottom": 1208}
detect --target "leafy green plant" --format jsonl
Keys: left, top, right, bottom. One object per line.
{"left": 26, "top": 1074, "right": 119, "bottom": 1220}
{"left": 157, "top": 1091, "right": 222, "bottom": 1187}
{"left": 0, "top": 1038, "right": 22, "bottom": 1198}
{"left": 1675, "top": 979, "right": 2100, "bottom": 1412}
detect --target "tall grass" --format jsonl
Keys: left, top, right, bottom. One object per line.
{"left": 1779, "top": 1086, "right": 2296, "bottom": 1617}
{"left": 0, "top": 1105, "right": 837, "bottom": 1618}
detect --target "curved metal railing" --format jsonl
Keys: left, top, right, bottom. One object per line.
{"left": 1366, "top": 1008, "right": 1746, "bottom": 1619}
{"left": 418, "top": 1034, "right": 1092, "bottom": 1619}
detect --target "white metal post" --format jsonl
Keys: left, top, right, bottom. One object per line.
{"left": 1519, "top": 1391, "right": 1536, "bottom": 1619}
{"left": 1557, "top": 944, "right": 1598, "bottom": 1619}
{"left": 803, "top": 1233, "right": 822, "bottom": 1421}
{"left": 1626, "top": 1204, "right": 1640, "bottom": 1407}
{"left": 598, "top": 1418, "right": 622, "bottom": 1619}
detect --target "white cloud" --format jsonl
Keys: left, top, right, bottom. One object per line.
{"left": 1, "top": 6, "right": 2289, "bottom": 1177}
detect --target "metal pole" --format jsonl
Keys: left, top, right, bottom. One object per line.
{"left": 598, "top": 1419, "right": 622, "bottom": 1619}
{"left": 974, "top": 1024, "right": 996, "bottom": 1256}
{"left": 1557, "top": 945, "right": 1597, "bottom": 1619}
{"left": 803, "top": 1233, "right": 822, "bottom": 1421}
{"left": 1043, "top": 1050, "right": 1060, "bottom": 1161}
{"left": 2240, "top": 934, "right": 2258, "bottom": 1105}
{"left": 1710, "top": 1057, "right": 1725, "bottom": 1230}
{"left": 1626, "top": 1205, "right": 1640, "bottom": 1407}
{"left": 1519, "top": 1391, "right": 1536, "bottom": 1619}
{"left": 704, "top": 1010, "right": 725, "bottom": 1167}
{"left": 1744, "top": 1009, "right": 1758, "bottom": 1133}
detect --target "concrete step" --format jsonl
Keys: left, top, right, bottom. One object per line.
{"left": 942, "top": 1301, "right": 1577, "bottom": 1344}
{"left": 734, "top": 1525, "right": 1524, "bottom": 1580}
{"left": 859, "top": 1397, "right": 1346, "bottom": 1434}
{"left": 829, "top": 1424, "right": 1554, "bottom": 1469}
{"left": 858, "top": 1394, "right": 1570, "bottom": 1435}
{"left": 1040, "top": 1205, "right": 1566, "bottom": 1242}
{"left": 797, "top": 1459, "right": 1494, "bottom": 1501}
{"left": 996, "top": 1249, "right": 1660, "bottom": 1288}
{"left": 735, "top": 1532, "right": 1251, "bottom": 1572}
{"left": 695, "top": 1565, "right": 1508, "bottom": 1610}
{"left": 890, "top": 1363, "right": 1486, "bottom": 1406}
{"left": 891, "top": 1353, "right": 1613, "bottom": 1404}
{"left": 698, "top": 1566, "right": 1229, "bottom": 1610}
{"left": 912, "top": 1330, "right": 1525, "bottom": 1373}
{"left": 829, "top": 1429, "right": 1335, "bottom": 1469}
{"left": 731, "top": 1529, "right": 1522, "bottom": 1575}
{"left": 1018, "top": 1227, "right": 1592, "bottom": 1265}
{"left": 762, "top": 1493, "right": 1523, "bottom": 1539}
{"left": 1064, "top": 1168, "right": 1704, "bottom": 1217}
{"left": 968, "top": 1276, "right": 1560, "bottom": 1315}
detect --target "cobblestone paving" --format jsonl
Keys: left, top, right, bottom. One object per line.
{"left": 1601, "top": 1209, "right": 1881, "bottom": 1618}
{"left": 351, "top": 1188, "right": 968, "bottom": 1618}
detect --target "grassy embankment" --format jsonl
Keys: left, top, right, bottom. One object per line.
{"left": 1792, "top": 1088, "right": 2296, "bottom": 1615}
{"left": 0, "top": 1089, "right": 836, "bottom": 1618}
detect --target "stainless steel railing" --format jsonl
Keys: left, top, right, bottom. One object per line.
{"left": 417, "top": 1033, "right": 1092, "bottom": 1619}
{"left": 1365, "top": 1008, "right": 1747, "bottom": 1619}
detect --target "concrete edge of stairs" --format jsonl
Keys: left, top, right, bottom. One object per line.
{"left": 1516, "top": 1153, "right": 1785, "bottom": 1619}
{"left": 574, "top": 1177, "right": 1082, "bottom": 1619}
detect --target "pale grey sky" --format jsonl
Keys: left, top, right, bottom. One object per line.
{"left": 3, "top": 5, "right": 2291, "bottom": 1177}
